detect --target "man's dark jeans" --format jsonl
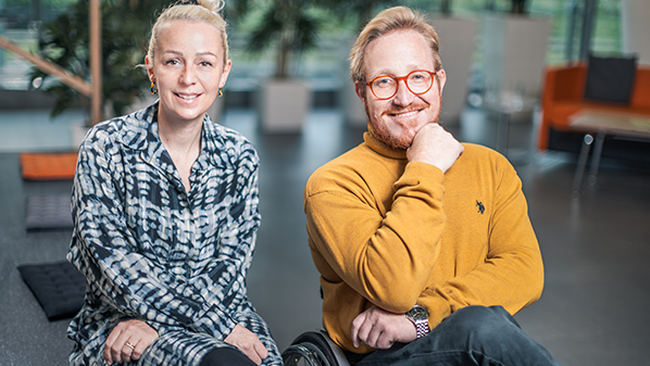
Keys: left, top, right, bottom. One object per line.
{"left": 350, "top": 305, "right": 562, "bottom": 366}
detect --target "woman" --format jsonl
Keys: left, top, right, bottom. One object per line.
{"left": 66, "top": 0, "right": 281, "bottom": 365}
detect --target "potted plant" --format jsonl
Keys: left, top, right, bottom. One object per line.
{"left": 29, "top": 0, "right": 169, "bottom": 137}
{"left": 243, "top": 0, "right": 321, "bottom": 133}
{"left": 621, "top": 0, "right": 650, "bottom": 65}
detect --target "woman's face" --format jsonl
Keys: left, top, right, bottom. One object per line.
{"left": 146, "top": 20, "right": 231, "bottom": 125}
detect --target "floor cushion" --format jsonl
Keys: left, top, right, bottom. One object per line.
{"left": 19, "top": 152, "right": 78, "bottom": 180}
{"left": 25, "top": 194, "right": 73, "bottom": 231}
{"left": 17, "top": 260, "right": 86, "bottom": 321}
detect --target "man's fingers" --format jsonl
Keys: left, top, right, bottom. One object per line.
{"left": 356, "top": 316, "right": 375, "bottom": 348}
{"left": 351, "top": 314, "right": 364, "bottom": 348}
{"left": 351, "top": 314, "right": 371, "bottom": 348}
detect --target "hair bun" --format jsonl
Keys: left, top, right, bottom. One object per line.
{"left": 182, "top": 0, "right": 224, "bottom": 13}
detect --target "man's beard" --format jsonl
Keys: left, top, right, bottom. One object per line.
{"left": 365, "top": 100, "right": 442, "bottom": 150}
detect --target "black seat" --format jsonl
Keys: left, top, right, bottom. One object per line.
{"left": 282, "top": 330, "right": 350, "bottom": 366}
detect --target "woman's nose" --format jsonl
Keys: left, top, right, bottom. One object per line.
{"left": 180, "top": 65, "right": 197, "bottom": 85}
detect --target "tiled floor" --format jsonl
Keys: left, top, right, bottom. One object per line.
{"left": 1, "top": 107, "right": 649, "bottom": 365}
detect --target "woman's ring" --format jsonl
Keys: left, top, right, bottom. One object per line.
{"left": 125, "top": 342, "right": 136, "bottom": 351}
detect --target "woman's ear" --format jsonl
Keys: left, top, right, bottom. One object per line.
{"left": 219, "top": 59, "right": 233, "bottom": 89}
{"left": 145, "top": 56, "right": 154, "bottom": 82}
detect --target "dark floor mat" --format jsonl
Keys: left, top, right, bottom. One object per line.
{"left": 17, "top": 260, "right": 86, "bottom": 321}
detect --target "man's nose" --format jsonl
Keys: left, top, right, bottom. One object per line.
{"left": 392, "top": 80, "right": 415, "bottom": 106}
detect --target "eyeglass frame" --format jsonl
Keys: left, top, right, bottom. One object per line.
{"left": 365, "top": 69, "right": 439, "bottom": 101}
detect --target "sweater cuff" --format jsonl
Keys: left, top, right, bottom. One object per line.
{"left": 396, "top": 161, "right": 445, "bottom": 186}
{"left": 420, "top": 296, "right": 452, "bottom": 330}
{"left": 405, "top": 161, "right": 445, "bottom": 182}
{"left": 394, "top": 162, "right": 445, "bottom": 201}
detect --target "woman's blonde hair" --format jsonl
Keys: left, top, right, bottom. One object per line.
{"left": 147, "top": 0, "right": 229, "bottom": 65}
{"left": 349, "top": 6, "right": 442, "bottom": 83}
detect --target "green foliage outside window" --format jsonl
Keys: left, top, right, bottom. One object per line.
{"left": 28, "top": 0, "right": 172, "bottom": 121}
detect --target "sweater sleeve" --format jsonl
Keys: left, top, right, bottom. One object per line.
{"left": 417, "top": 159, "right": 544, "bottom": 329}
{"left": 305, "top": 161, "right": 447, "bottom": 313}
{"left": 67, "top": 133, "right": 256, "bottom": 340}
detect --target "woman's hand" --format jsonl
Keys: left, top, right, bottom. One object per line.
{"left": 225, "top": 324, "right": 268, "bottom": 365}
{"left": 103, "top": 319, "right": 159, "bottom": 365}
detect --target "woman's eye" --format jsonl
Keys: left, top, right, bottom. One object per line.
{"left": 165, "top": 59, "right": 179, "bottom": 65}
{"left": 199, "top": 61, "right": 213, "bottom": 67}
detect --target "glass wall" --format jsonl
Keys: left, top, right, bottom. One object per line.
{"left": 0, "top": 0, "right": 627, "bottom": 93}
{"left": 0, "top": 0, "right": 76, "bottom": 89}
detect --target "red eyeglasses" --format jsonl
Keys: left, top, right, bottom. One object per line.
{"left": 366, "top": 69, "right": 438, "bottom": 100}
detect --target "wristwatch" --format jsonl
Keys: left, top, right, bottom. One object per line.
{"left": 406, "top": 305, "right": 430, "bottom": 339}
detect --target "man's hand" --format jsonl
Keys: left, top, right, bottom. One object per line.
{"left": 103, "top": 319, "right": 158, "bottom": 365}
{"left": 407, "top": 123, "right": 464, "bottom": 173}
{"left": 351, "top": 305, "right": 417, "bottom": 350}
{"left": 225, "top": 324, "right": 269, "bottom": 365}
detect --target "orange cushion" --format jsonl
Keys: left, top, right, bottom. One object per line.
{"left": 19, "top": 152, "right": 78, "bottom": 180}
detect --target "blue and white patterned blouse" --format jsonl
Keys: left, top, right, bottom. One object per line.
{"left": 67, "top": 103, "right": 281, "bottom": 365}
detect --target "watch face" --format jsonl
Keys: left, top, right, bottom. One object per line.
{"left": 408, "top": 305, "right": 428, "bottom": 320}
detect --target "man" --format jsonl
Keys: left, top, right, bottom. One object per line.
{"left": 303, "top": 6, "right": 562, "bottom": 366}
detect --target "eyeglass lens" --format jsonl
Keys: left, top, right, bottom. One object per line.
{"left": 371, "top": 70, "right": 434, "bottom": 99}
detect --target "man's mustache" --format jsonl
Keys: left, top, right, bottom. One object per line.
{"left": 384, "top": 103, "right": 428, "bottom": 116}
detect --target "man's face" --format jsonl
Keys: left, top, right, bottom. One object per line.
{"left": 355, "top": 29, "right": 446, "bottom": 150}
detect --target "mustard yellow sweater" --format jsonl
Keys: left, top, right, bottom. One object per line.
{"left": 304, "top": 132, "right": 544, "bottom": 354}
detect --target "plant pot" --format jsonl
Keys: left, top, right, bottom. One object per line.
{"left": 341, "top": 79, "right": 367, "bottom": 128}
{"left": 621, "top": 0, "right": 650, "bottom": 65}
{"left": 430, "top": 16, "right": 478, "bottom": 125}
{"left": 482, "top": 13, "right": 551, "bottom": 122}
{"left": 336, "top": 37, "right": 367, "bottom": 128}
{"left": 257, "top": 78, "right": 311, "bottom": 133}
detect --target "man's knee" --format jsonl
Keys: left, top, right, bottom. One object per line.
{"left": 443, "top": 306, "right": 520, "bottom": 343}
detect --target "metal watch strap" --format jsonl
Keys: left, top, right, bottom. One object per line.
{"left": 413, "top": 318, "right": 430, "bottom": 339}
{"left": 406, "top": 305, "right": 430, "bottom": 339}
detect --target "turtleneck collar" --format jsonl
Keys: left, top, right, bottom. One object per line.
{"left": 363, "top": 131, "right": 407, "bottom": 160}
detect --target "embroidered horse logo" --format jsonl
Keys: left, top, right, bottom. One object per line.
{"left": 476, "top": 200, "right": 485, "bottom": 214}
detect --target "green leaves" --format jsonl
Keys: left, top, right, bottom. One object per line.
{"left": 245, "top": 0, "right": 321, "bottom": 79}
{"left": 30, "top": 0, "right": 170, "bottom": 122}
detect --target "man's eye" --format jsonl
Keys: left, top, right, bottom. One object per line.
{"left": 375, "top": 78, "right": 394, "bottom": 88}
